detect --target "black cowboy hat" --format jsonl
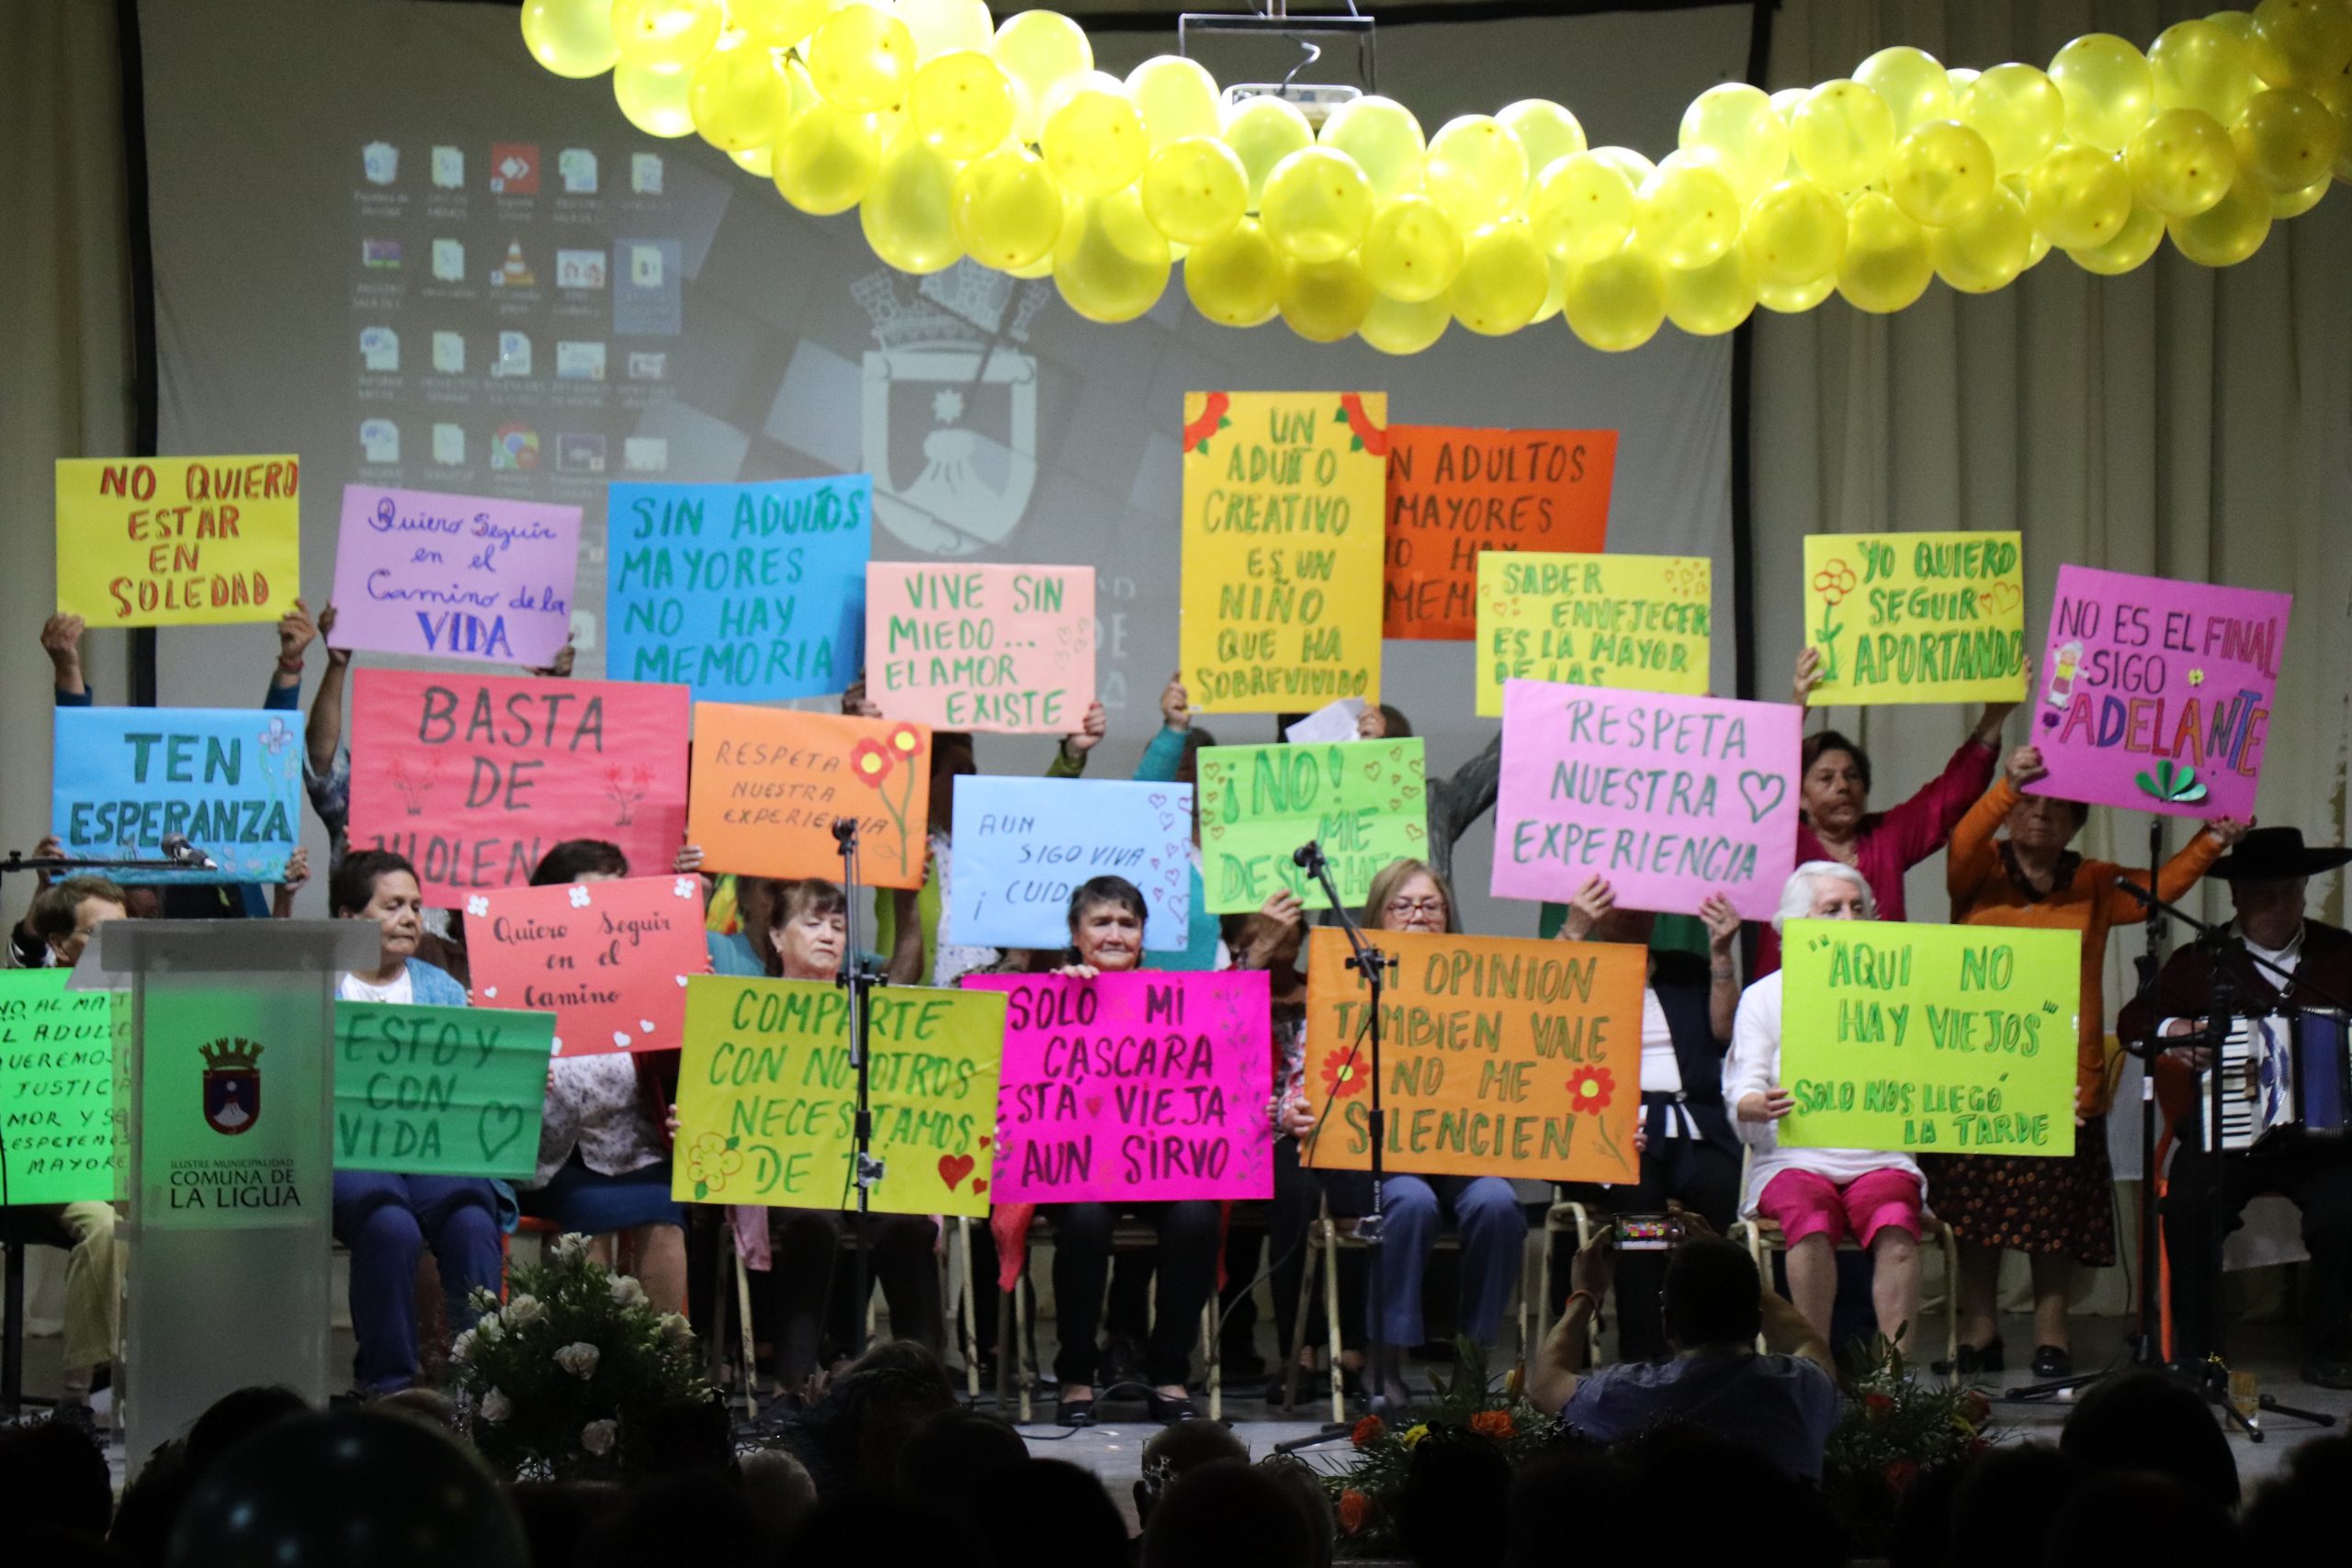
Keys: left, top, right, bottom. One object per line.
{"left": 2209, "top": 827, "right": 2352, "bottom": 882}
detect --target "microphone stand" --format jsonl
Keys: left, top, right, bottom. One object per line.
{"left": 832, "top": 819, "right": 884, "bottom": 1361}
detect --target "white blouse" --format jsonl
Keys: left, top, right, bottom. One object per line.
{"left": 1722, "top": 971, "right": 1925, "bottom": 1215}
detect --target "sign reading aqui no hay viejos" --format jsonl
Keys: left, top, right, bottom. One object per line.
{"left": 1776, "top": 919, "right": 2079, "bottom": 1156}
{"left": 332, "top": 1001, "right": 552, "bottom": 1179}
{"left": 671, "top": 976, "right": 1007, "bottom": 1217}
{"left": 2029, "top": 565, "right": 2290, "bottom": 819}
{"left": 1491, "top": 679, "right": 1803, "bottom": 921}
{"left": 1299, "top": 928, "right": 1645, "bottom": 1183}
{"left": 1179, "top": 390, "right": 1387, "bottom": 714}
{"left": 463, "top": 875, "right": 712, "bottom": 1057}
{"left": 1196, "top": 739, "right": 1428, "bottom": 915}
{"left": 866, "top": 562, "right": 1095, "bottom": 733}
{"left": 52, "top": 707, "right": 304, "bottom": 884}
{"left": 962, "top": 970, "right": 1272, "bottom": 1203}
{"left": 56, "top": 456, "right": 300, "bottom": 626}
{"left": 327, "top": 485, "right": 582, "bottom": 666}
{"left": 945, "top": 776, "right": 1193, "bottom": 952}
{"left": 1801, "top": 532, "right": 2027, "bottom": 705}
{"left": 1384, "top": 426, "right": 1618, "bottom": 640}
{"left": 685, "top": 704, "right": 930, "bottom": 888}
{"left": 1474, "top": 550, "right": 1711, "bottom": 713}
{"left": 345, "top": 670, "right": 691, "bottom": 907}
{"left": 605, "top": 475, "right": 872, "bottom": 702}
{"left": 0, "top": 969, "right": 125, "bottom": 1207}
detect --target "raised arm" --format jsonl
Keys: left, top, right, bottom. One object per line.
{"left": 44, "top": 615, "right": 89, "bottom": 705}
{"left": 1701, "top": 894, "right": 1741, "bottom": 1043}
{"left": 2115, "top": 816, "right": 2244, "bottom": 919}
{"left": 1528, "top": 1231, "right": 1611, "bottom": 1414}
{"left": 1949, "top": 755, "right": 2032, "bottom": 904}
{"left": 1134, "top": 672, "right": 1191, "bottom": 783}
{"left": 266, "top": 599, "right": 315, "bottom": 710}
{"left": 1048, "top": 700, "right": 1106, "bottom": 778}
{"left": 307, "top": 604, "right": 351, "bottom": 778}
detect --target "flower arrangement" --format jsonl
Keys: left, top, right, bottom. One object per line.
{"left": 1822, "top": 1334, "right": 1996, "bottom": 1553}
{"left": 451, "top": 1232, "right": 709, "bottom": 1479}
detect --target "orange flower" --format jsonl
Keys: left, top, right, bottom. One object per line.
{"left": 1350, "top": 1414, "right": 1385, "bottom": 1448}
{"left": 1338, "top": 1489, "right": 1373, "bottom": 1536}
{"left": 850, "top": 739, "right": 894, "bottom": 788}
{"left": 886, "top": 723, "right": 924, "bottom": 759}
{"left": 1863, "top": 1393, "right": 1895, "bottom": 1416}
{"left": 1811, "top": 561, "right": 1857, "bottom": 606}
{"left": 1322, "top": 1046, "right": 1368, "bottom": 1100}
{"left": 1566, "top": 1065, "right": 1615, "bottom": 1116}
{"left": 1883, "top": 1459, "right": 1919, "bottom": 1493}
{"left": 1469, "top": 1410, "right": 1516, "bottom": 1440}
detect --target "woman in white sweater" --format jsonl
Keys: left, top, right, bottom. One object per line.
{"left": 1723, "top": 862, "right": 1924, "bottom": 1348}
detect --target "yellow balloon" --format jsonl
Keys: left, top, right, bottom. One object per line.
{"left": 2271, "top": 175, "right": 2329, "bottom": 215}
{"left": 1499, "top": 99, "right": 1589, "bottom": 190}
{"left": 1562, "top": 240, "right": 1667, "bottom": 352}
{"left": 1141, "top": 137, "right": 1249, "bottom": 246}
{"left": 1277, "top": 254, "right": 1375, "bottom": 343}
{"left": 808, "top": 3, "right": 915, "bottom": 113}
{"left": 2249, "top": 0, "right": 2352, "bottom": 90}
{"left": 2127, "top": 107, "right": 2237, "bottom": 216}
{"left": 1589, "top": 146, "right": 1658, "bottom": 189}
{"left": 2025, "top": 226, "right": 2053, "bottom": 268}
{"left": 1679, "top": 83, "right": 1789, "bottom": 202}
{"left": 2233, "top": 88, "right": 2343, "bottom": 189}
{"left": 612, "top": 0, "right": 720, "bottom": 72}
{"left": 899, "top": 0, "right": 993, "bottom": 62}
{"left": 691, "top": 35, "right": 793, "bottom": 151}
{"left": 1362, "top": 195, "right": 1463, "bottom": 301}
{"left": 1183, "top": 219, "right": 1283, "bottom": 327}
{"left": 1043, "top": 78, "right": 1149, "bottom": 197}
{"left": 2025, "top": 142, "right": 2134, "bottom": 248}
{"left": 2050, "top": 34, "right": 2158, "bottom": 152}
{"left": 2065, "top": 202, "right": 2166, "bottom": 274}
{"left": 1664, "top": 245, "right": 1758, "bottom": 336}
{"left": 1222, "top": 96, "right": 1316, "bottom": 210}
{"left": 2167, "top": 166, "right": 2275, "bottom": 263}
{"left": 910, "top": 50, "right": 1016, "bottom": 159}
{"left": 1450, "top": 220, "right": 1547, "bottom": 335}
{"left": 1929, "top": 186, "right": 2033, "bottom": 291}
{"left": 732, "top": 143, "right": 775, "bottom": 176}
{"left": 2151, "top": 18, "right": 2257, "bottom": 123}
{"left": 994, "top": 10, "right": 1092, "bottom": 139}
{"left": 2320, "top": 72, "right": 2352, "bottom": 182}
{"left": 1053, "top": 187, "right": 1170, "bottom": 323}
{"left": 1320, "top": 96, "right": 1428, "bottom": 199}
{"left": 1744, "top": 178, "right": 1845, "bottom": 286}
{"left": 614, "top": 62, "right": 697, "bottom": 138}
{"left": 1358, "top": 290, "right": 1453, "bottom": 355}
{"left": 1837, "top": 191, "right": 1933, "bottom": 313}
{"left": 1792, "top": 79, "right": 1898, "bottom": 192}
{"left": 775, "top": 102, "right": 883, "bottom": 215}
{"left": 1889, "top": 119, "right": 1996, "bottom": 224}
{"left": 1424, "top": 116, "right": 1531, "bottom": 231}
{"left": 1127, "top": 55, "right": 1222, "bottom": 149}
{"left": 1529, "top": 151, "right": 1636, "bottom": 264}
{"left": 1960, "top": 64, "right": 2064, "bottom": 177}
{"left": 1635, "top": 151, "right": 1742, "bottom": 270}
{"left": 734, "top": 0, "right": 830, "bottom": 51}
{"left": 862, "top": 135, "right": 964, "bottom": 274}
{"left": 1856, "top": 46, "right": 1956, "bottom": 138}
{"left": 521, "top": 0, "right": 618, "bottom": 79}
{"left": 1757, "top": 272, "right": 1838, "bottom": 313}
{"left": 1530, "top": 255, "right": 1570, "bottom": 325}
{"left": 1259, "top": 147, "right": 1375, "bottom": 263}
{"left": 953, "top": 145, "right": 1064, "bottom": 268}
{"left": 2207, "top": 10, "right": 2258, "bottom": 41}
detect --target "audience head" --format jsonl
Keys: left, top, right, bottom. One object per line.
{"left": 763, "top": 878, "right": 848, "bottom": 981}
{"left": 1951, "top": 1443, "right": 2082, "bottom": 1562}
{"left": 1659, "top": 1236, "right": 1765, "bottom": 1349}
{"left": 13, "top": 1529, "right": 134, "bottom": 1568}
{"left": 1396, "top": 1430, "right": 1512, "bottom": 1568}
{"left": 617, "top": 1394, "right": 737, "bottom": 1483}
{"left": 1800, "top": 730, "right": 1872, "bottom": 834}
{"left": 739, "top": 1449, "right": 819, "bottom": 1549}
{"left": 0, "top": 1418, "right": 115, "bottom": 1546}
{"left": 1257, "top": 1456, "right": 1337, "bottom": 1568}
{"left": 1134, "top": 1418, "right": 1249, "bottom": 1524}
{"left": 831, "top": 1339, "right": 958, "bottom": 1490}
{"left": 185, "top": 1384, "right": 310, "bottom": 1480}
{"left": 796, "top": 1491, "right": 978, "bottom": 1568}
{"left": 505, "top": 1482, "right": 619, "bottom": 1568}
{"left": 730, "top": 875, "right": 781, "bottom": 974}
{"left": 530, "top": 839, "right": 628, "bottom": 886}
{"left": 896, "top": 1407, "right": 1027, "bottom": 1521}
{"left": 1773, "top": 861, "right": 1875, "bottom": 932}
{"left": 967, "top": 1459, "right": 1129, "bottom": 1568}
{"left": 1365, "top": 859, "right": 1460, "bottom": 935}
{"left": 108, "top": 1441, "right": 192, "bottom": 1568}
{"left": 2243, "top": 1432, "right": 2352, "bottom": 1557}
{"left": 576, "top": 1472, "right": 764, "bottom": 1568}
{"left": 2061, "top": 1371, "right": 2239, "bottom": 1509}
{"left": 2039, "top": 1469, "right": 2238, "bottom": 1568}
{"left": 1067, "top": 875, "right": 1147, "bottom": 972}
{"left": 1883, "top": 1458, "right": 1965, "bottom": 1568}
{"left": 33, "top": 875, "right": 128, "bottom": 966}
{"left": 2005, "top": 791, "right": 2090, "bottom": 851}
{"left": 1508, "top": 1448, "right": 1636, "bottom": 1568}
{"left": 1141, "top": 1461, "right": 1319, "bottom": 1568}
{"left": 329, "top": 850, "right": 424, "bottom": 968}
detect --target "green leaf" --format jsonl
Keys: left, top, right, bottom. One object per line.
{"left": 724, "top": 1135, "right": 739, "bottom": 1150}
{"left": 2133, "top": 769, "right": 2165, "bottom": 800}
{"left": 694, "top": 1180, "right": 708, "bottom": 1200}
{"left": 1350, "top": 436, "right": 1364, "bottom": 452}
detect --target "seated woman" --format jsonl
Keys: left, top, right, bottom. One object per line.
{"left": 1723, "top": 862, "right": 1924, "bottom": 1348}
{"left": 327, "top": 849, "right": 503, "bottom": 1393}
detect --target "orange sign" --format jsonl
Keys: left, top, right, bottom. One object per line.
{"left": 1383, "top": 426, "right": 1618, "bottom": 640}
{"left": 686, "top": 703, "right": 930, "bottom": 888}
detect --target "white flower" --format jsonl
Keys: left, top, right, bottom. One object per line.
{"left": 477, "top": 1314, "right": 505, "bottom": 1344}
{"left": 609, "top": 1274, "right": 649, "bottom": 1310}
{"left": 568, "top": 886, "right": 593, "bottom": 908}
{"left": 581, "top": 1418, "right": 617, "bottom": 1456}
{"left": 449, "top": 1329, "right": 476, "bottom": 1363}
{"left": 480, "top": 1388, "right": 512, "bottom": 1424}
{"left": 673, "top": 876, "right": 696, "bottom": 898}
{"left": 553, "top": 1341, "right": 602, "bottom": 1379}
{"left": 552, "top": 1232, "right": 590, "bottom": 1264}
{"left": 658, "top": 1313, "right": 693, "bottom": 1348}
{"left": 467, "top": 1285, "right": 499, "bottom": 1314}
{"left": 466, "top": 896, "right": 490, "bottom": 917}
{"left": 504, "top": 1293, "right": 545, "bottom": 1327}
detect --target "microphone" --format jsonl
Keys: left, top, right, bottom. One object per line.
{"left": 1293, "top": 839, "right": 1323, "bottom": 871}
{"left": 831, "top": 818, "right": 859, "bottom": 846}
{"left": 160, "top": 834, "right": 218, "bottom": 870}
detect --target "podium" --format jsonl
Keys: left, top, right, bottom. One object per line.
{"left": 84, "top": 919, "right": 376, "bottom": 1470}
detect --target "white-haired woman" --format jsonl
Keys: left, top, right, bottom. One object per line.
{"left": 1723, "top": 862, "right": 1924, "bottom": 1348}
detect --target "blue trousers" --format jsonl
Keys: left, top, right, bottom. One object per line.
{"left": 1374, "top": 1175, "right": 1528, "bottom": 1347}
{"left": 332, "top": 1172, "right": 503, "bottom": 1393}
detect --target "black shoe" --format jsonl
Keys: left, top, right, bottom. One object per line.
{"left": 2030, "top": 1346, "right": 2073, "bottom": 1379}
{"left": 1147, "top": 1390, "right": 1199, "bottom": 1423}
{"left": 1056, "top": 1394, "right": 1096, "bottom": 1428}
{"left": 2302, "top": 1359, "right": 2352, "bottom": 1390}
{"left": 1931, "top": 1337, "right": 2006, "bottom": 1377}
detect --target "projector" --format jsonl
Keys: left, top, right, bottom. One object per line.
{"left": 1221, "top": 81, "right": 1363, "bottom": 128}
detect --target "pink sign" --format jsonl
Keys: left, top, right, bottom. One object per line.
{"left": 347, "top": 670, "right": 691, "bottom": 907}
{"left": 2030, "top": 565, "right": 2290, "bottom": 819}
{"left": 865, "top": 563, "right": 1096, "bottom": 733}
{"left": 961, "top": 970, "right": 1272, "bottom": 1202}
{"left": 1492, "top": 678, "right": 1803, "bottom": 920}
{"left": 464, "top": 875, "right": 712, "bottom": 1056}
{"left": 329, "top": 485, "right": 581, "bottom": 666}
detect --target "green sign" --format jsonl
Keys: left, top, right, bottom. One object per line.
{"left": 1198, "top": 739, "right": 1429, "bottom": 914}
{"left": 141, "top": 981, "right": 323, "bottom": 1228}
{"left": 0, "top": 969, "right": 125, "bottom": 1205}
{"left": 334, "top": 1002, "right": 552, "bottom": 1179}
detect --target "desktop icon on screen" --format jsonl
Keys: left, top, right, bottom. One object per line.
{"left": 360, "top": 419, "right": 401, "bottom": 464}
{"left": 490, "top": 143, "right": 539, "bottom": 195}
{"left": 626, "top": 351, "right": 669, "bottom": 382}
{"left": 432, "top": 145, "right": 464, "bottom": 189}
{"left": 631, "top": 152, "right": 663, "bottom": 194}
{"left": 359, "top": 326, "right": 400, "bottom": 372}
{"left": 432, "top": 332, "right": 466, "bottom": 375}
{"left": 492, "top": 423, "right": 540, "bottom": 471}
{"left": 559, "top": 149, "right": 598, "bottom": 194}
{"left": 555, "top": 342, "right": 606, "bottom": 381}
{"left": 433, "top": 423, "right": 466, "bottom": 466}
{"left": 362, "top": 141, "right": 399, "bottom": 185}
{"left": 556, "top": 433, "right": 607, "bottom": 473}
{"left": 432, "top": 238, "right": 465, "bottom": 282}
{"left": 555, "top": 249, "right": 607, "bottom": 289}
{"left": 623, "top": 436, "right": 669, "bottom": 472}
{"left": 361, "top": 239, "right": 402, "bottom": 269}
{"left": 491, "top": 241, "right": 537, "bottom": 288}
{"left": 493, "top": 332, "right": 534, "bottom": 378}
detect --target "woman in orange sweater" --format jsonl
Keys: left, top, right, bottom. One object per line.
{"left": 1928, "top": 745, "right": 2245, "bottom": 1378}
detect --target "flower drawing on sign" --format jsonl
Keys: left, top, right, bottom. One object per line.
{"left": 851, "top": 738, "right": 894, "bottom": 787}
{"left": 605, "top": 764, "right": 650, "bottom": 827}
{"left": 850, "top": 729, "right": 928, "bottom": 882}
{"left": 1565, "top": 1064, "right": 1630, "bottom": 1175}
{"left": 1336, "top": 392, "right": 1390, "bottom": 456}
{"left": 468, "top": 896, "right": 491, "bottom": 918}
{"left": 1321, "top": 1045, "right": 1368, "bottom": 1100}
{"left": 687, "top": 1132, "right": 742, "bottom": 1200}
{"left": 256, "top": 716, "right": 296, "bottom": 759}
{"left": 672, "top": 877, "right": 697, "bottom": 899}
{"left": 391, "top": 759, "right": 440, "bottom": 817}
{"left": 2135, "top": 758, "right": 2210, "bottom": 806}
{"left": 1811, "top": 560, "right": 1858, "bottom": 682}
{"left": 1182, "top": 391, "right": 1232, "bottom": 456}
{"left": 568, "top": 886, "right": 593, "bottom": 908}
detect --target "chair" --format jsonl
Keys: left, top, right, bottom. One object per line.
{"left": 1, "top": 1207, "right": 80, "bottom": 1419}
{"left": 1001, "top": 1216, "right": 1223, "bottom": 1424}
{"left": 1724, "top": 1151, "right": 1960, "bottom": 1366}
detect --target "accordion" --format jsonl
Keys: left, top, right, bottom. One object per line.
{"left": 2201, "top": 1010, "right": 2350, "bottom": 1153}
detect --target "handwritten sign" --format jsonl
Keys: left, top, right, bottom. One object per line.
{"left": 1197, "top": 739, "right": 1427, "bottom": 915}
{"left": 1180, "top": 390, "right": 1386, "bottom": 713}
{"left": 53, "top": 707, "right": 303, "bottom": 883}
{"left": 55, "top": 456, "right": 300, "bottom": 626}
{"left": 463, "top": 876, "right": 711, "bottom": 1057}
{"left": 1802, "top": 532, "right": 2026, "bottom": 705}
{"left": 328, "top": 485, "right": 582, "bottom": 665}
{"left": 946, "top": 776, "right": 1193, "bottom": 951}
{"left": 964, "top": 970, "right": 1272, "bottom": 1203}
{"left": 1300, "top": 928, "right": 1643, "bottom": 1182}
{"left": 1384, "top": 426, "right": 1618, "bottom": 640}
{"left": 1475, "top": 551, "right": 1711, "bottom": 713}
{"left": 687, "top": 704, "right": 929, "bottom": 888}
{"left": 1778, "top": 919, "right": 2078, "bottom": 1156}
{"left": 1492, "top": 679, "right": 1802, "bottom": 920}
{"left": 0, "top": 971, "right": 125, "bottom": 1206}
{"left": 333, "top": 1001, "right": 553, "bottom": 1178}
{"left": 671, "top": 977, "right": 1006, "bottom": 1217}
{"left": 605, "top": 476, "right": 871, "bottom": 702}
{"left": 866, "top": 562, "right": 1095, "bottom": 733}
{"left": 2030, "top": 565, "right": 2289, "bottom": 819}
{"left": 346, "top": 670, "right": 691, "bottom": 907}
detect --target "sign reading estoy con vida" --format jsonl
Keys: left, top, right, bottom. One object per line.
{"left": 53, "top": 707, "right": 304, "bottom": 883}
{"left": 946, "top": 776, "right": 1193, "bottom": 952}
{"left": 1492, "top": 679, "right": 1802, "bottom": 921}
{"left": 685, "top": 705, "right": 930, "bottom": 888}
{"left": 1197, "top": 739, "right": 1428, "bottom": 915}
{"left": 464, "top": 875, "right": 712, "bottom": 1057}
{"left": 1180, "top": 391, "right": 1386, "bottom": 713}
{"left": 328, "top": 485, "right": 581, "bottom": 666}
{"left": 333, "top": 1001, "right": 552, "bottom": 1179}
{"left": 1802, "top": 532, "right": 2026, "bottom": 705}
{"left": 56, "top": 456, "right": 300, "bottom": 626}
{"left": 1384, "top": 426, "right": 1617, "bottom": 640}
{"left": 1777, "top": 919, "right": 2078, "bottom": 1156}
{"left": 1475, "top": 551, "right": 1711, "bottom": 713}
{"left": 866, "top": 562, "right": 1095, "bottom": 732}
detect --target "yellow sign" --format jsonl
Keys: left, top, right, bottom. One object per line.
{"left": 55, "top": 457, "right": 302, "bottom": 627}
{"left": 1802, "top": 532, "right": 2026, "bottom": 705}
{"left": 1180, "top": 390, "right": 1387, "bottom": 713}
{"left": 1474, "top": 551, "right": 1711, "bottom": 714}
{"left": 1777, "top": 919, "right": 2078, "bottom": 1156}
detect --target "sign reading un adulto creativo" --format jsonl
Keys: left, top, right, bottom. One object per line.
{"left": 56, "top": 456, "right": 300, "bottom": 626}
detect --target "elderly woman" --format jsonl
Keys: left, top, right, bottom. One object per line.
{"left": 1724, "top": 863, "right": 1924, "bottom": 1346}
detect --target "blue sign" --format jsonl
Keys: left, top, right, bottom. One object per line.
{"left": 605, "top": 476, "right": 872, "bottom": 703}
{"left": 948, "top": 776, "right": 1194, "bottom": 953}
{"left": 53, "top": 708, "right": 303, "bottom": 884}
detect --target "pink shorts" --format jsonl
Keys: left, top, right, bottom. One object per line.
{"left": 1758, "top": 1168, "right": 1923, "bottom": 1248}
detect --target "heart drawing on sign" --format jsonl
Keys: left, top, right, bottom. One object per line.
{"left": 973, "top": 1178, "right": 989, "bottom": 1195}
{"left": 1363, "top": 761, "right": 1381, "bottom": 780}
{"left": 1736, "top": 772, "right": 1788, "bottom": 824}
{"left": 676, "top": 976, "right": 691, "bottom": 987}
{"left": 938, "top": 1154, "right": 975, "bottom": 1190}
{"left": 639, "top": 1020, "right": 656, "bottom": 1032}
{"left": 1148, "top": 794, "right": 1167, "bottom": 809}
{"left": 1084, "top": 1096, "right": 1103, "bottom": 1118}
{"left": 481, "top": 987, "right": 499, "bottom": 998}
{"left": 478, "top": 1103, "right": 528, "bottom": 1162}
{"left": 613, "top": 1032, "right": 633, "bottom": 1048}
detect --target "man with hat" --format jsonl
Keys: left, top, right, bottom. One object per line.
{"left": 2117, "top": 827, "right": 2352, "bottom": 1386}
